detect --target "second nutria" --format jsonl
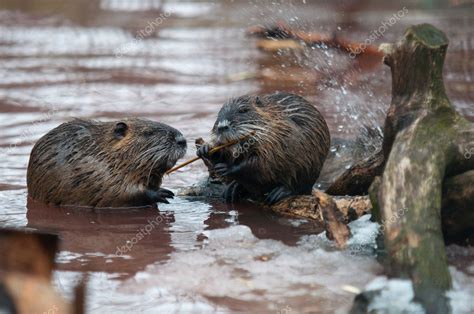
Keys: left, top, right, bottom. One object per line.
{"left": 198, "top": 92, "right": 330, "bottom": 204}
{"left": 27, "top": 118, "right": 187, "bottom": 208}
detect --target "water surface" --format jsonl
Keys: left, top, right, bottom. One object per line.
{"left": 0, "top": 0, "right": 473, "bottom": 312}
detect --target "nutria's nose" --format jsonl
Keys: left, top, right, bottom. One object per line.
{"left": 176, "top": 136, "right": 187, "bottom": 147}
{"left": 217, "top": 125, "right": 230, "bottom": 133}
{"left": 217, "top": 120, "right": 230, "bottom": 133}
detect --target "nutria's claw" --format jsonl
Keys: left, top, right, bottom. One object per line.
{"left": 145, "top": 188, "right": 174, "bottom": 204}
{"left": 197, "top": 144, "right": 211, "bottom": 159}
{"left": 264, "top": 186, "right": 293, "bottom": 205}
{"left": 158, "top": 188, "right": 175, "bottom": 198}
{"left": 223, "top": 180, "right": 244, "bottom": 203}
{"left": 214, "top": 163, "right": 231, "bottom": 177}
{"left": 156, "top": 197, "right": 170, "bottom": 204}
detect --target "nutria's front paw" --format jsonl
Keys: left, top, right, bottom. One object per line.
{"left": 264, "top": 186, "right": 293, "bottom": 205}
{"left": 145, "top": 188, "right": 175, "bottom": 204}
{"left": 214, "top": 163, "right": 242, "bottom": 178}
{"left": 213, "top": 163, "right": 231, "bottom": 177}
{"left": 197, "top": 144, "right": 212, "bottom": 159}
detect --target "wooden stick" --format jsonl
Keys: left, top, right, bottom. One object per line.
{"left": 165, "top": 131, "right": 256, "bottom": 175}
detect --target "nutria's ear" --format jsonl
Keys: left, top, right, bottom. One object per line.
{"left": 114, "top": 122, "right": 128, "bottom": 139}
{"left": 255, "top": 96, "right": 263, "bottom": 107}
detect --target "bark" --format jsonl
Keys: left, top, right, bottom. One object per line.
{"left": 0, "top": 228, "right": 85, "bottom": 314}
{"left": 325, "top": 150, "right": 384, "bottom": 196}
{"left": 442, "top": 170, "right": 474, "bottom": 244}
{"left": 0, "top": 229, "right": 58, "bottom": 280}
{"left": 314, "top": 190, "right": 351, "bottom": 249}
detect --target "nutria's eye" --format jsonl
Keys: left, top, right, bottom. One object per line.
{"left": 238, "top": 107, "right": 250, "bottom": 114}
{"left": 114, "top": 122, "right": 128, "bottom": 139}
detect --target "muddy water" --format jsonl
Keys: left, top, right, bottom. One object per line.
{"left": 0, "top": 0, "right": 473, "bottom": 313}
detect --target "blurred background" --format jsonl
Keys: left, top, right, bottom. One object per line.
{"left": 0, "top": 0, "right": 473, "bottom": 313}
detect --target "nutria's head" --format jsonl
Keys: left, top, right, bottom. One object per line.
{"left": 211, "top": 96, "right": 270, "bottom": 147}
{"left": 101, "top": 118, "right": 187, "bottom": 187}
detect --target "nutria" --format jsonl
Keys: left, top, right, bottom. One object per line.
{"left": 198, "top": 92, "right": 330, "bottom": 204}
{"left": 27, "top": 118, "right": 187, "bottom": 208}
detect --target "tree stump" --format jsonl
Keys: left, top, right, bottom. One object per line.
{"left": 351, "top": 24, "right": 474, "bottom": 313}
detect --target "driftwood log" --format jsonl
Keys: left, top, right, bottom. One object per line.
{"left": 247, "top": 22, "right": 383, "bottom": 58}
{"left": 326, "top": 150, "right": 385, "bottom": 196}
{"left": 348, "top": 24, "right": 474, "bottom": 313}
{"left": 272, "top": 190, "right": 371, "bottom": 248}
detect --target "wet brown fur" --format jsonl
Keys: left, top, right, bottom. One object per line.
{"left": 208, "top": 92, "right": 331, "bottom": 199}
{"left": 27, "top": 118, "right": 186, "bottom": 208}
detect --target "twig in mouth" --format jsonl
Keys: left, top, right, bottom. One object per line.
{"left": 165, "top": 131, "right": 256, "bottom": 175}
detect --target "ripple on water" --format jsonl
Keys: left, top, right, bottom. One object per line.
{"left": 119, "top": 220, "right": 382, "bottom": 313}
{"left": 0, "top": 189, "right": 27, "bottom": 227}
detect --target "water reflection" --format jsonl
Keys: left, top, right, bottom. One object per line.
{"left": 204, "top": 201, "right": 324, "bottom": 245}
{"left": 27, "top": 198, "right": 175, "bottom": 277}
{"left": 26, "top": 195, "right": 327, "bottom": 277}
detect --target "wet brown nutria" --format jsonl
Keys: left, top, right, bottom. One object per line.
{"left": 27, "top": 118, "right": 187, "bottom": 208}
{"left": 198, "top": 92, "right": 330, "bottom": 204}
